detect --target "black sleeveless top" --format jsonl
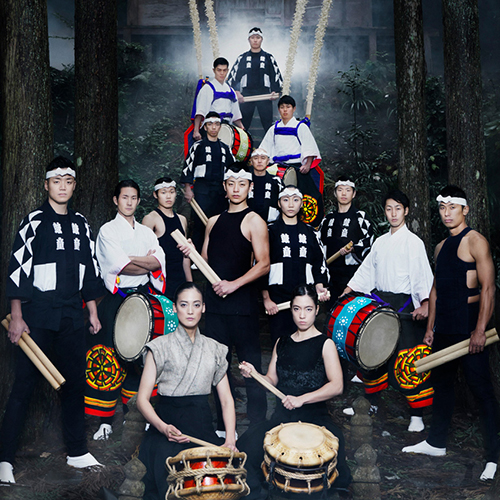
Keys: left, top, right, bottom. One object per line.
{"left": 206, "top": 208, "right": 257, "bottom": 315}
{"left": 435, "top": 227, "right": 479, "bottom": 336}
{"left": 155, "top": 209, "right": 185, "bottom": 300}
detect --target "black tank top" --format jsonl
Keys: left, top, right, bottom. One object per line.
{"left": 435, "top": 227, "right": 479, "bottom": 335}
{"left": 155, "top": 209, "right": 185, "bottom": 299}
{"left": 206, "top": 208, "right": 257, "bottom": 315}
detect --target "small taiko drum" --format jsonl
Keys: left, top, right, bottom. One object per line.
{"left": 218, "top": 123, "right": 253, "bottom": 162}
{"left": 113, "top": 292, "right": 178, "bottom": 362}
{"left": 166, "top": 447, "right": 250, "bottom": 500}
{"left": 262, "top": 422, "right": 339, "bottom": 495}
{"left": 324, "top": 293, "right": 400, "bottom": 371}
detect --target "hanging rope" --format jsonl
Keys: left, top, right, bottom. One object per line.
{"left": 188, "top": 0, "right": 203, "bottom": 78}
{"left": 204, "top": 0, "right": 220, "bottom": 60}
{"left": 282, "top": 0, "right": 309, "bottom": 96}
{"left": 305, "top": 0, "right": 333, "bottom": 117}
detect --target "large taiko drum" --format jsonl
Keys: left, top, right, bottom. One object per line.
{"left": 113, "top": 292, "right": 178, "bottom": 362}
{"left": 166, "top": 447, "right": 250, "bottom": 500}
{"left": 324, "top": 293, "right": 400, "bottom": 371}
{"left": 262, "top": 422, "right": 339, "bottom": 495}
{"left": 218, "top": 123, "right": 253, "bottom": 162}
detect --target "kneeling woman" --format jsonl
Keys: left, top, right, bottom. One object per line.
{"left": 137, "top": 283, "right": 237, "bottom": 500}
{"left": 239, "top": 285, "right": 351, "bottom": 499}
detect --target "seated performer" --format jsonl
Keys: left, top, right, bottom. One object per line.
{"left": 193, "top": 57, "right": 244, "bottom": 141}
{"left": 319, "top": 175, "right": 373, "bottom": 300}
{"left": 343, "top": 190, "right": 434, "bottom": 432}
{"left": 247, "top": 147, "right": 281, "bottom": 223}
{"left": 181, "top": 111, "right": 235, "bottom": 252}
{"left": 263, "top": 186, "right": 329, "bottom": 344}
{"left": 228, "top": 27, "right": 282, "bottom": 132}
{"left": 137, "top": 282, "right": 237, "bottom": 500}
{"left": 403, "top": 186, "right": 500, "bottom": 481}
{"left": 260, "top": 95, "right": 324, "bottom": 226}
{"left": 85, "top": 179, "right": 166, "bottom": 440}
{"left": 0, "top": 157, "right": 104, "bottom": 484}
{"left": 142, "top": 177, "right": 192, "bottom": 300}
{"left": 238, "top": 285, "right": 352, "bottom": 499}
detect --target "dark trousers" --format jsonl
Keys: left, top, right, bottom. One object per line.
{"left": 427, "top": 333, "right": 500, "bottom": 462}
{"left": 204, "top": 312, "right": 267, "bottom": 426}
{"left": 240, "top": 98, "right": 274, "bottom": 132}
{"left": 0, "top": 318, "right": 88, "bottom": 463}
{"left": 268, "top": 309, "right": 296, "bottom": 346}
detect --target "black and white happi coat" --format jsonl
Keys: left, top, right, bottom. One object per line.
{"left": 7, "top": 199, "right": 104, "bottom": 330}
{"left": 266, "top": 218, "right": 329, "bottom": 304}
{"left": 180, "top": 137, "right": 234, "bottom": 186}
{"left": 227, "top": 49, "right": 282, "bottom": 95}
{"left": 248, "top": 171, "right": 281, "bottom": 222}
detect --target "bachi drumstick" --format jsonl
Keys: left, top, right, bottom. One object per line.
{"left": 326, "top": 241, "right": 353, "bottom": 266}
{"left": 243, "top": 367, "right": 286, "bottom": 400}
{"left": 180, "top": 433, "right": 220, "bottom": 448}
{"left": 267, "top": 290, "right": 331, "bottom": 314}
{"left": 190, "top": 198, "right": 209, "bottom": 226}
{"left": 415, "top": 328, "right": 498, "bottom": 374}
{"left": 242, "top": 93, "right": 277, "bottom": 103}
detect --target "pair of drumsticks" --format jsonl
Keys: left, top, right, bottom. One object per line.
{"left": 1, "top": 315, "right": 65, "bottom": 391}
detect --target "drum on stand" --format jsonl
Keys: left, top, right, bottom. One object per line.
{"left": 324, "top": 293, "right": 400, "bottom": 371}
{"left": 262, "top": 422, "right": 339, "bottom": 495}
{"left": 113, "top": 292, "right": 178, "bottom": 362}
{"left": 218, "top": 123, "right": 253, "bottom": 162}
{"left": 166, "top": 447, "right": 250, "bottom": 500}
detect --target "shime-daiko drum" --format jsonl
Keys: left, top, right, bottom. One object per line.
{"left": 218, "top": 123, "right": 253, "bottom": 163}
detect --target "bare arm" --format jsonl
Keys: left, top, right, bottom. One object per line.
{"left": 86, "top": 300, "right": 102, "bottom": 335}
{"left": 233, "top": 119, "right": 244, "bottom": 130}
{"left": 262, "top": 289, "right": 279, "bottom": 315}
{"left": 183, "top": 184, "right": 194, "bottom": 203}
{"left": 424, "top": 240, "right": 445, "bottom": 347}
{"left": 121, "top": 253, "right": 161, "bottom": 275}
{"left": 216, "top": 375, "right": 238, "bottom": 450}
{"left": 299, "top": 156, "right": 314, "bottom": 174}
{"left": 200, "top": 216, "right": 218, "bottom": 261}
{"left": 193, "top": 115, "right": 203, "bottom": 141}
{"left": 8, "top": 299, "right": 29, "bottom": 344}
{"left": 179, "top": 215, "right": 193, "bottom": 282}
{"left": 141, "top": 212, "right": 158, "bottom": 235}
{"left": 240, "top": 341, "right": 279, "bottom": 387}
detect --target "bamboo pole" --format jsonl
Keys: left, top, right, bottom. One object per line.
{"left": 415, "top": 328, "right": 498, "bottom": 374}
{"left": 242, "top": 94, "right": 278, "bottom": 103}
{"left": 326, "top": 241, "right": 353, "bottom": 265}
{"left": 191, "top": 198, "right": 209, "bottom": 226}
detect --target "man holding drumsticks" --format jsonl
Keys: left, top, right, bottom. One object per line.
{"left": 403, "top": 185, "right": 500, "bottom": 481}
{"left": 1, "top": 157, "right": 105, "bottom": 483}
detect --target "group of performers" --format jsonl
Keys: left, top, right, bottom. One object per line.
{"left": 0, "top": 24, "right": 498, "bottom": 500}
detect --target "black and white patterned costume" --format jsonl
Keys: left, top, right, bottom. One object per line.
{"left": 0, "top": 200, "right": 104, "bottom": 464}
{"left": 265, "top": 217, "right": 329, "bottom": 343}
{"left": 247, "top": 171, "right": 281, "bottom": 222}
{"left": 319, "top": 205, "right": 373, "bottom": 298}
{"left": 228, "top": 49, "right": 282, "bottom": 131}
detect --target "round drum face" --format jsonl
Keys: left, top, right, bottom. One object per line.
{"left": 357, "top": 309, "right": 400, "bottom": 370}
{"left": 114, "top": 294, "right": 153, "bottom": 361}
{"left": 217, "top": 123, "right": 234, "bottom": 148}
{"left": 277, "top": 423, "right": 325, "bottom": 452}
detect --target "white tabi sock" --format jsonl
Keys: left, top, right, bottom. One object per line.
{"left": 407, "top": 416, "right": 425, "bottom": 432}
{"left": 0, "top": 462, "right": 15, "bottom": 484}
{"left": 402, "top": 440, "right": 446, "bottom": 456}
{"left": 93, "top": 423, "right": 113, "bottom": 441}
{"left": 67, "top": 452, "right": 103, "bottom": 469}
{"left": 480, "top": 462, "right": 497, "bottom": 481}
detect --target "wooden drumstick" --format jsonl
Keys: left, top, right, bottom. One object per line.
{"left": 326, "top": 241, "right": 353, "bottom": 266}
{"left": 179, "top": 433, "right": 220, "bottom": 448}
{"left": 267, "top": 290, "right": 331, "bottom": 314}
{"left": 190, "top": 198, "right": 209, "bottom": 226}
{"left": 171, "top": 229, "right": 227, "bottom": 298}
{"left": 243, "top": 367, "right": 286, "bottom": 400}
{"left": 242, "top": 93, "right": 277, "bottom": 103}
{"left": 415, "top": 328, "right": 499, "bottom": 374}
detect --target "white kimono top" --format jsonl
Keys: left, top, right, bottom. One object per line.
{"left": 195, "top": 80, "right": 242, "bottom": 123}
{"left": 96, "top": 213, "right": 166, "bottom": 294}
{"left": 347, "top": 224, "right": 433, "bottom": 309}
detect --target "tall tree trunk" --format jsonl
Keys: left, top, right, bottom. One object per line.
{"left": 74, "top": 0, "right": 119, "bottom": 232}
{"left": 442, "top": 0, "right": 489, "bottom": 237}
{"left": 393, "top": 0, "right": 430, "bottom": 250}
{"left": 0, "top": 0, "right": 56, "bottom": 434}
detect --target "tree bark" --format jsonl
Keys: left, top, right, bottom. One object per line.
{"left": 0, "top": 0, "right": 53, "bottom": 401}
{"left": 74, "top": 0, "right": 119, "bottom": 231}
{"left": 442, "top": 0, "right": 489, "bottom": 237}
{"left": 393, "top": 0, "right": 430, "bottom": 250}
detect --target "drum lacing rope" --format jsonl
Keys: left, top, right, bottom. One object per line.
{"left": 263, "top": 455, "right": 337, "bottom": 494}
{"left": 166, "top": 449, "right": 249, "bottom": 498}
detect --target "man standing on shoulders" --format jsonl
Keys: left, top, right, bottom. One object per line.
{"left": 228, "top": 27, "right": 282, "bottom": 132}
{"left": 403, "top": 185, "right": 499, "bottom": 482}
{"left": 0, "top": 157, "right": 104, "bottom": 484}
{"left": 85, "top": 180, "right": 166, "bottom": 440}
{"left": 193, "top": 57, "right": 244, "bottom": 141}
{"left": 320, "top": 175, "right": 373, "bottom": 300}
{"left": 181, "top": 112, "right": 235, "bottom": 252}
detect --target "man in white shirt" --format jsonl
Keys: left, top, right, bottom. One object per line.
{"left": 85, "top": 180, "right": 166, "bottom": 439}
{"left": 193, "top": 57, "right": 244, "bottom": 141}
{"left": 343, "top": 190, "right": 434, "bottom": 432}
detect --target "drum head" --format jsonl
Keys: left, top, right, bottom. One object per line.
{"left": 217, "top": 123, "right": 234, "bottom": 148}
{"left": 114, "top": 293, "right": 153, "bottom": 362}
{"left": 357, "top": 308, "right": 400, "bottom": 370}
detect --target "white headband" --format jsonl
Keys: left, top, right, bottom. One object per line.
{"left": 436, "top": 195, "right": 467, "bottom": 206}
{"left": 335, "top": 180, "right": 355, "bottom": 189}
{"left": 224, "top": 169, "right": 253, "bottom": 181}
{"left": 251, "top": 148, "right": 269, "bottom": 158}
{"left": 155, "top": 181, "right": 176, "bottom": 191}
{"left": 46, "top": 167, "right": 76, "bottom": 179}
{"left": 204, "top": 117, "right": 221, "bottom": 124}
{"left": 279, "top": 187, "right": 303, "bottom": 199}
{"left": 248, "top": 28, "right": 263, "bottom": 38}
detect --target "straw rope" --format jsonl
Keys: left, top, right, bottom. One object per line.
{"left": 188, "top": 0, "right": 203, "bottom": 78}
{"left": 204, "top": 0, "right": 220, "bottom": 59}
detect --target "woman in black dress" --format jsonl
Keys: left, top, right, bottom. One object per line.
{"left": 239, "top": 284, "right": 351, "bottom": 499}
